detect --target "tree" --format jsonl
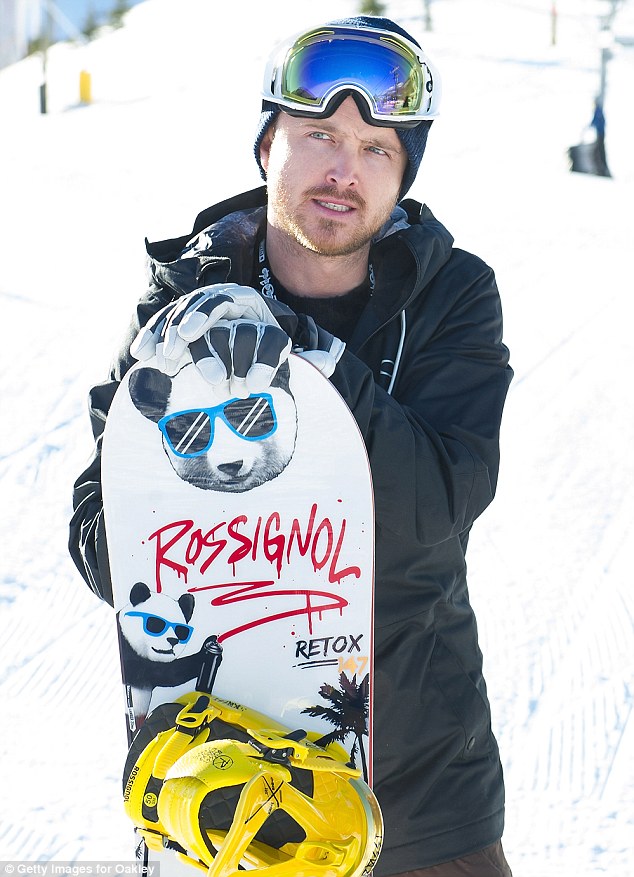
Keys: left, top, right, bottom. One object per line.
{"left": 302, "top": 672, "right": 370, "bottom": 780}
{"left": 110, "top": 0, "right": 130, "bottom": 29}
{"left": 359, "top": 0, "right": 386, "bottom": 15}
{"left": 81, "top": 4, "right": 100, "bottom": 41}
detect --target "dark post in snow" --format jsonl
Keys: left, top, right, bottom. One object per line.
{"left": 422, "top": 0, "right": 433, "bottom": 32}
{"left": 39, "top": 0, "right": 52, "bottom": 114}
{"left": 598, "top": 0, "right": 623, "bottom": 105}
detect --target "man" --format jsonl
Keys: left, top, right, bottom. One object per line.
{"left": 70, "top": 16, "right": 513, "bottom": 877}
{"left": 590, "top": 97, "right": 611, "bottom": 177}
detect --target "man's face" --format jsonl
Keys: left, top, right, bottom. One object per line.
{"left": 260, "top": 96, "right": 408, "bottom": 258}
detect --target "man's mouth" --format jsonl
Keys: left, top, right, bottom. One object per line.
{"left": 315, "top": 200, "right": 354, "bottom": 213}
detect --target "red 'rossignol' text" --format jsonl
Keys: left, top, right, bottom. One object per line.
{"left": 147, "top": 502, "right": 362, "bottom": 592}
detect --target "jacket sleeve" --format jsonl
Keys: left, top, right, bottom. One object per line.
{"left": 67, "top": 244, "right": 248, "bottom": 604}
{"left": 68, "top": 284, "right": 175, "bottom": 605}
{"left": 330, "top": 251, "right": 512, "bottom": 547}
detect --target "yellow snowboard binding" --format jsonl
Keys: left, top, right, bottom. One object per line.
{"left": 123, "top": 690, "right": 383, "bottom": 877}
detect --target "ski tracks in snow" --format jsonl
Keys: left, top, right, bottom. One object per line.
{"left": 1, "top": 1, "right": 633, "bottom": 869}
{"left": 470, "top": 277, "right": 634, "bottom": 875}
{"left": 0, "top": 285, "right": 133, "bottom": 860}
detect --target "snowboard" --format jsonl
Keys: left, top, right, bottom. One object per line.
{"left": 102, "top": 353, "right": 380, "bottom": 876}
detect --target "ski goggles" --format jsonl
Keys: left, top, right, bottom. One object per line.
{"left": 125, "top": 611, "right": 194, "bottom": 644}
{"left": 262, "top": 25, "right": 440, "bottom": 127}
{"left": 158, "top": 394, "right": 277, "bottom": 458}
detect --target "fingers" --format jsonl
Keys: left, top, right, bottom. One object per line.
{"left": 295, "top": 349, "right": 339, "bottom": 378}
{"left": 130, "top": 303, "right": 174, "bottom": 361}
{"left": 130, "top": 284, "right": 281, "bottom": 368}
{"left": 230, "top": 322, "right": 260, "bottom": 382}
{"left": 130, "top": 304, "right": 192, "bottom": 374}
{"left": 177, "top": 285, "right": 278, "bottom": 344}
{"left": 190, "top": 326, "right": 232, "bottom": 387}
{"left": 295, "top": 342, "right": 345, "bottom": 379}
{"left": 245, "top": 325, "right": 292, "bottom": 394}
{"left": 292, "top": 317, "right": 346, "bottom": 379}
{"left": 190, "top": 321, "right": 291, "bottom": 396}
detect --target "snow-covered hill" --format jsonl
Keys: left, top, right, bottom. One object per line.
{"left": 1, "top": 0, "right": 632, "bottom": 873}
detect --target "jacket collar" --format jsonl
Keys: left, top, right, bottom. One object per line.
{"left": 347, "top": 200, "right": 454, "bottom": 350}
{"left": 146, "top": 187, "right": 454, "bottom": 333}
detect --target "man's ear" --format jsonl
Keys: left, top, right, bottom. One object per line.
{"left": 259, "top": 125, "right": 276, "bottom": 173}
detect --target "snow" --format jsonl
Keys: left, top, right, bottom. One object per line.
{"left": 0, "top": 0, "right": 632, "bottom": 873}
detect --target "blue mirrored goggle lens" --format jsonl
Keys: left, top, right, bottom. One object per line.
{"left": 282, "top": 36, "right": 424, "bottom": 119}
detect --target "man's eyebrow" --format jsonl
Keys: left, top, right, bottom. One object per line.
{"left": 364, "top": 135, "right": 403, "bottom": 153}
{"left": 298, "top": 119, "right": 403, "bottom": 152}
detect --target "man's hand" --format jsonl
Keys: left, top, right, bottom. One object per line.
{"left": 130, "top": 283, "right": 288, "bottom": 373}
{"left": 130, "top": 282, "right": 345, "bottom": 387}
{"left": 293, "top": 315, "right": 346, "bottom": 378}
{"left": 130, "top": 284, "right": 299, "bottom": 392}
{"left": 190, "top": 319, "right": 292, "bottom": 397}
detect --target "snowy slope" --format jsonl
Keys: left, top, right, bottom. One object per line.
{"left": 0, "top": 0, "right": 632, "bottom": 873}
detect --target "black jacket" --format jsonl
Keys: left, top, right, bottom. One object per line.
{"left": 69, "top": 186, "right": 513, "bottom": 874}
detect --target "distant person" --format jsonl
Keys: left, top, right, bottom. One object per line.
{"left": 591, "top": 98, "right": 611, "bottom": 177}
{"left": 69, "top": 16, "right": 514, "bottom": 877}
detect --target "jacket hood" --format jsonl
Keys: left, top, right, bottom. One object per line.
{"left": 373, "top": 199, "right": 454, "bottom": 311}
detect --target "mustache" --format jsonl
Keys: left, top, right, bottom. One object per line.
{"left": 303, "top": 185, "right": 366, "bottom": 210}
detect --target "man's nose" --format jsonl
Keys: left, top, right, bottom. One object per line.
{"left": 325, "top": 147, "right": 360, "bottom": 188}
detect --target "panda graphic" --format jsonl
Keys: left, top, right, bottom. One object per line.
{"left": 128, "top": 361, "right": 297, "bottom": 493}
{"left": 117, "top": 582, "right": 216, "bottom": 728}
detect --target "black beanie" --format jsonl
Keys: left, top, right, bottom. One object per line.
{"left": 253, "top": 16, "right": 435, "bottom": 199}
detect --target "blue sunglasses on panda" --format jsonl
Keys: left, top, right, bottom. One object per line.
{"left": 158, "top": 393, "right": 277, "bottom": 459}
{"left": 125, "top": 611, "right": 194, "bottom": 644}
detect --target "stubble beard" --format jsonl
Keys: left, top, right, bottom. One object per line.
{"left": 271, "top": 182, "right": 397, "bottom": 257}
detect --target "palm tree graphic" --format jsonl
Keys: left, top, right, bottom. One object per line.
{"left": 302, "top": 672, "right": 369, "bottom": 781}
